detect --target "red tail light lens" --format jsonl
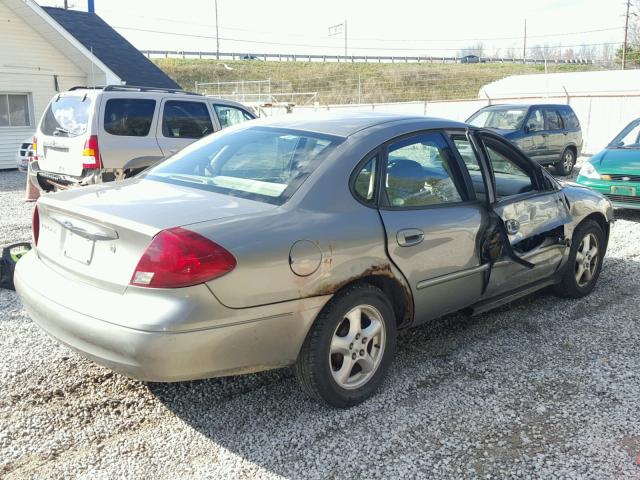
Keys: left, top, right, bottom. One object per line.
{"left": 130, "top": 227, "right": 236, "bottom": 288}
{"left": 32, "top": 205, "right": 40, "bottom": 246}
{"left": 82, "top": 135, "right": 101, "bottom": 169}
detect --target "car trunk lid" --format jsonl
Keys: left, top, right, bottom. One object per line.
{"left": 35, "top": 178, "right": 276, "bottom": 294}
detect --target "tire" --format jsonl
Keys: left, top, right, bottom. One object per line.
{"left": 555, "top": 148, "right": 576, "bottom": 176}
{"left": 553, "top": 219, "right": 605, "bottom": 298}
{"left": 294, "top": 283, "right": 397, "bottom": 408}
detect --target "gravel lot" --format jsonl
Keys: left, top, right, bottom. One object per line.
{"left": 2, "top": 166, "right": 640, "bottom": 479}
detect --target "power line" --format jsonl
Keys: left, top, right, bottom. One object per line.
{"left": 116, "top": 25, "right": 621, "bottom": 52}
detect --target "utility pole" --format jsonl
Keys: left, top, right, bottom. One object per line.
{"left": 623, "top": 0, "right": 631, "bottom": 69}
{"left": 214, "top": 0, "right": 220, "bottom": 60}
{"left": 523, "top": 19, "right": 527, "bottom": 64}
{"left": 344, "top": 19, "right": 348, "bottom": 58}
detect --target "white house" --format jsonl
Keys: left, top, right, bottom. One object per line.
{"left": 0, "top": 0, "right": 179, "bottom": 169}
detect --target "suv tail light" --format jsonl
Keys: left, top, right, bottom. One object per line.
{"left": 32, "top": 206, "right": 40, "bottom": 246}
{"left": 130, "top": 227, "right": 236, "bottom": 288}
{"left": 32, "top": 136, "right": 38, "bottom": 161}
{"left": 82, "top": 135, "right": 101, "bottom": 169}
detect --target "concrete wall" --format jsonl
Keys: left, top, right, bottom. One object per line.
{"left": 288, "top": 95, "right": 640, "bottom": 155}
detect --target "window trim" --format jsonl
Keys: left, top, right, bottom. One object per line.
{"left": 377, "top": 129, "right": 475, "bottom": 211}
{"left": 0, "top": 93, "right": 32, "bottom": 128}
{"left": 160, "top": 99, "right": 215, "bottom": 139}
{"left": 473, "top": 130, "right": 554, "bottom": 207}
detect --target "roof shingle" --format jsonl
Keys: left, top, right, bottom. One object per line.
{"left": 42, "top": 7, "right": 181, "bottom": 90}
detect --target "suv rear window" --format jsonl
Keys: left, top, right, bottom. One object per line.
{"left": 104, "top": 99, "right": 156, "bottom": 136}
{"left": 147, "top": 126, "right": 340, "bottom": 205}
{"left": 162, "top": 101, "right": 213, "bottom": 139}
{"left": 41, "top": 94, "right": 92, "bottom": 137}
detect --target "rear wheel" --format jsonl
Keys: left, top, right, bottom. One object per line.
{"left": 294, "top": 283, "right": 396, "bottom": 408}
{"left": 553, "top": 219, "right": 605, "bottom": 298}
{"left": 555, "top": 148, "right": 576, "bottom": 176}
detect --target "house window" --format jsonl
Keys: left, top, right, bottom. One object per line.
{"left": 0, "top": 94, "right": 30, "bottom": 127}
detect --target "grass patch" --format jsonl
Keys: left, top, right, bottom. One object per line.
{"left": 155, "top": 59, "right": 600, "bottom": 105}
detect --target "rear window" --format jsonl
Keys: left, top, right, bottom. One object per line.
{"left": 41, "top": 94, "right": 92, "bottom": 137}
{"left": 162, "top": 101, "right": 213, "bottom": 139}
{"left": 147, "top": 126, "right": 340, "bottom": 205}
{"left": 104, "top": 99, "right": 156, "bottom": 136}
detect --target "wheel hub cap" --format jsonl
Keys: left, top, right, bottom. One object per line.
{"left": 329, "top": 305, "right": 386, "bottom": 390}
{"left": 574, "top": 233, "right": 599, "bottom": 288}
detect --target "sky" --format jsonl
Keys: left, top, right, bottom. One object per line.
{"left": 36, "top": 0, "right": 625, "bottom": 58}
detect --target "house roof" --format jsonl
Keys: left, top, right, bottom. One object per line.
{"left": 41, "top": 7, "right": 180, "bottom": 90}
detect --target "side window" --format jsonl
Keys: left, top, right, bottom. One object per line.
{"left": 452, "top": 137, "right": 487, "bottom": 202}
{"left": 544, "top": 109, "right": 562, "bottom": 131}
{"left": 484, "top": 141, "right": 535, "bottom": 199}
{"left": 560, "top": 109, "right": 580, "bottom": 129}
{"left": 353, "top": 156, "right": 378, "bottom": 204}
{"left": 525, "top": 109, "right": 544, "bottom": 132}
{"left": 162, "top": 101, "right": 213, "bottom": 139}
{"left": 104, "top": 99, "right": 156, "bottom": 136}
{"left": 214, "top": 105, "right": 254, "bottom": 129}
{"left": 385, "top": 133, "right": 464, "bottom": 208}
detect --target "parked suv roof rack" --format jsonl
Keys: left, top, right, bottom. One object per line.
{"left": 68, "top": 85, "right": 200, "bottom": 96}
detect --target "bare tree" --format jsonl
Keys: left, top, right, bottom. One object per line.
{"left": 458, "top": 43, "right": 485, "bottom": 58}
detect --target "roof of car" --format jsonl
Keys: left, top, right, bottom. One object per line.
{"left": 249, "top": 112, "right": 468, "bottom": 137}
{"left": 479, "top": 103, "right": 571, "bottom": 110}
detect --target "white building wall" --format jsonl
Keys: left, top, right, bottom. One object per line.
{"left": 0, "top": 1, "right": 90, "bottom": 169}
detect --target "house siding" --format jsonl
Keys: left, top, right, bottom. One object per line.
{"left": 0, "top": 1, "right": 88, "bottom": 169}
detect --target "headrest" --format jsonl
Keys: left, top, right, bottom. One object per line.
{"left": 387, "top": 160, "right": 426, "bottom": 194}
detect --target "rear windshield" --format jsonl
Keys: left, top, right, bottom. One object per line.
{"left": 41, "top": 94, "right": 92, "bottom": 137}
{"left": 146, "top": 126, "right": 341, "bottom": 205}
{"left": 467, "top": 107, "right": 527, "bottom": 130}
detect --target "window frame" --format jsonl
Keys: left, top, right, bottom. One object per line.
{"left": 161, "top": 99, "right": 214, "bottom": 139}
{"left": 542, "top": 108, "right": 563, "bottom": 131}
{"left": 473, "top": 130, "right": 556, "bottom": 207}
{"left": 212, "top": 103, "right": 255, "bottom": 129}
{"left": 376, "top": 129, "right": 476, "bottom": 211}
{"left": 349, "top": 150, "right": 382, "bottom": 208}
{"left": 0, "top": 93, "right": 32, "bottom": 128}
{"left": 103, "top": 98, "right": 157, "bottom": 137}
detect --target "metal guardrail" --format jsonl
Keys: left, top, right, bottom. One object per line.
{"left": 145, "top": 50, "right": 595, "bottom": 65}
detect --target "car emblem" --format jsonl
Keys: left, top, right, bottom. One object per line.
{"left": 622, "top": 176, "right": 630, "bottom": 181}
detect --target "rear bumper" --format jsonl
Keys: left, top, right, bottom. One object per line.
{"left": 29, "top": 161, "right": 101, "bottom": 192}
{"left": 14, "top": 251, "right": 328, "bottom": 382}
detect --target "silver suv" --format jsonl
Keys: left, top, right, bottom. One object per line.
{"left": 30, "top": 85, "right": 255, "bottom": 191}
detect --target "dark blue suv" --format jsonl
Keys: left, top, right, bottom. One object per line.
{"left": 467, "top": 104, "right": 583, "bottom": 176}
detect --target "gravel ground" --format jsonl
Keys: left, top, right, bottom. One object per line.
{"left": 2, "top": 165, "right": 640, "bottom": 479}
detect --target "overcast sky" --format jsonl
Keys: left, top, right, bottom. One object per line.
{"left": 37, "top": 0, "right": 624, "bottom": 57}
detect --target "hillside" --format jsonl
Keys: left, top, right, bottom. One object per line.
{"left": 154, "top": 58, "right": 599, "bottom": 105}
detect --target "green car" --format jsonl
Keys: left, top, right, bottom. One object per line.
{"left": 577, "top": 118, "right": 640, "bottom": 209}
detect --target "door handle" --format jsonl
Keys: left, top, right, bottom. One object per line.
{"left": 397, "top": 229, "right": 424, "bottom": 247}
{"left": 504, "top": 219, "right": 520, "bottom": 235}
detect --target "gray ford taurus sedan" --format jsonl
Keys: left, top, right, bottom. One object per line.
{"left": 15, "top": 113, "right": 613, "bottom": 407}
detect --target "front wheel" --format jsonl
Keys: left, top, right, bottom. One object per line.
{"left": 553, "top": 219, "right": 605, "bottom": 298}
{"left": 555, "top": 148, "right": 576, "bottom": 176}
{"left": 294, "top": 283, "right": 397, "bottom": 408}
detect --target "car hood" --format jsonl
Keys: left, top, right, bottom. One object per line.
{"left": 590, "top": 147, "right": 640, "bottom": 174}
{"left": 44, "top": 176, "right": 277, "bottom": 231}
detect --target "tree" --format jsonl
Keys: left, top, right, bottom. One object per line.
{"left": 458, "top": 43, "right": 484, "bottom": 58}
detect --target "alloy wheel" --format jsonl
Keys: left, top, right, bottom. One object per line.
{"left": 329, "top": 305, "right": 386, "bottom": 390}
{"left": 563, "top": 150, "right": 575, "bottom": 172}
{"left": 575, "top": 233, "right": 599, "bottom": 287}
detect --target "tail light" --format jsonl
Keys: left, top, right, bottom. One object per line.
{"left": 130, "top": 227, "right": 236, "bottom": 288}
{"left": 32, "top": 205, "right": 40, "bottom": 246}
{"left": 82, "top": 135, "right": 101, "bottom": 169}
{"left": 32, "top": 136, "right": 38, "bottom": 161}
